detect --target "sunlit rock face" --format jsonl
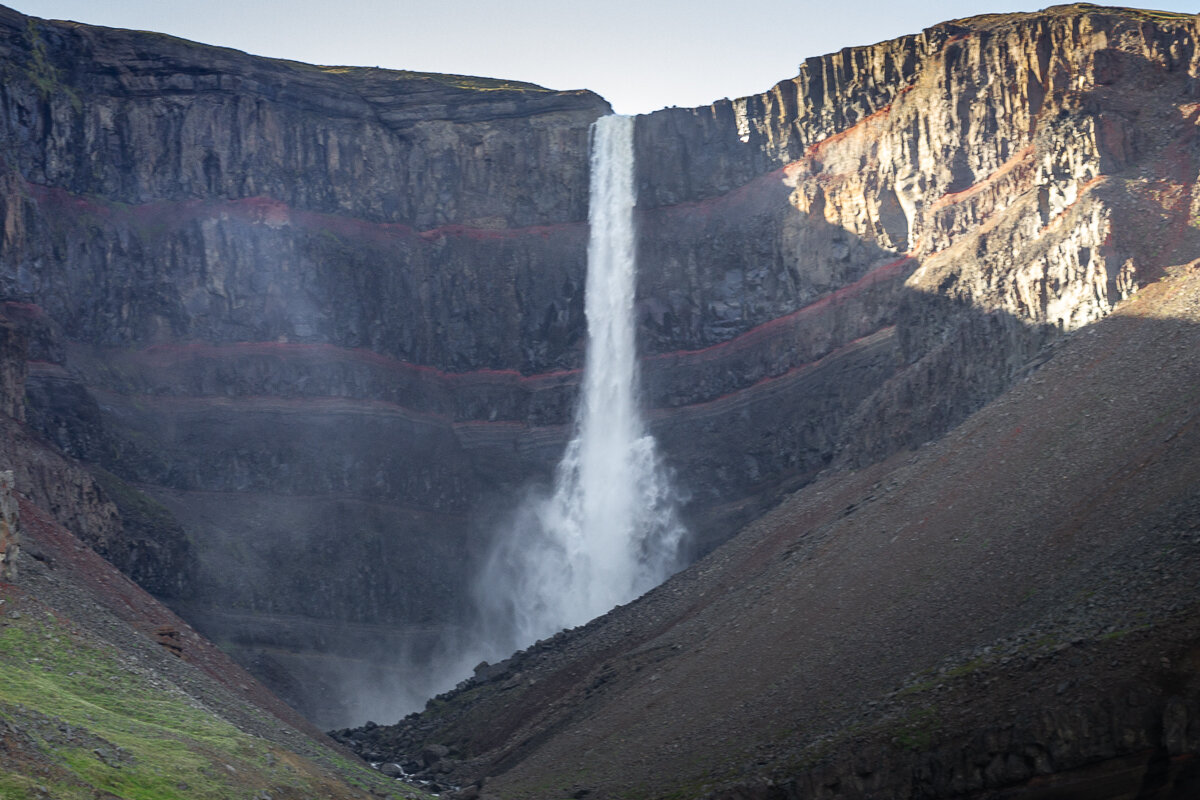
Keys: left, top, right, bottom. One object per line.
{"left": 2, "top": 2, "right": 1199, "bottom": 725}
{"left": 633, "top": 6, "right": 1200, "bottom": 546}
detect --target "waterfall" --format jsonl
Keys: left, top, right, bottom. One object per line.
{"left": 479, "top": 114, "right": 686, "bottom": 648}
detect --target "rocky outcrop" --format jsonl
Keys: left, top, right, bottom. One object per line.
{"left": 776, "top": 651, "right": 1200, "bottom": 800}
{"left": 0, "top": 307, "right": 190, "bottom": 597}
{"left": 0, "top": 469, "right": 17, "bottom": 580}
{"left": 3, "top": 1, "right": 1200, "bottom": 727}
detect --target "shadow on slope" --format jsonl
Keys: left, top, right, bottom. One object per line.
{"left": 337, "top": 260, "right": 1200, "bottom": 799}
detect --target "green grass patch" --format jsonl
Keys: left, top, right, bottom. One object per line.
{"left": 1099, "top": 622, "right": 1151, "bottom": 642}
{"left": 892, "top": 706, "right": 939, "bottom": 752}
{"left": 0, "top": 619, "right": 272, "bottom": 797}
{"left": 944, "top": 656, "right": 986, "bottom": 680}
{"left": 0, "top": 771, "right": 84, "bottom": 800}
{"left": 0, "top": 594, "right": 421, "bottom": 799}
{"left": 313, "top": 64, "right": 550, "bottom": 93}
{"left": 24, "top": 20, "right": 82, "bottom": 112}
{"left": 896, "top": 677, "right": 937, "bottom": 697}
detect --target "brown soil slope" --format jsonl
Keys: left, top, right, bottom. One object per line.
{"left": 344, "top": 262, "right": 1200, "bottom": 798}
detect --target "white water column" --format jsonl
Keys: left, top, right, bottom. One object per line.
{"left": 481, "top": 114, "right": 686, "bottom": 647}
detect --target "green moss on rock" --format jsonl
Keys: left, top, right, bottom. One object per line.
{"left": 0, "top": 588, "right": 426, "bottom": 799}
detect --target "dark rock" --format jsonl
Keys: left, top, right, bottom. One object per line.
{"left": 0, "top": 317, "right": 26, "bottom": 421}
{"left": 422, "top": 743, "right": 450, "bottom": 767}
{"left": 473, "top": 661, "right": 509, "bottom": 683}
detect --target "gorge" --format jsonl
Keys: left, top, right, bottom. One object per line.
{"left": 0, "top": 3, "right": 1198, "bottom": 799}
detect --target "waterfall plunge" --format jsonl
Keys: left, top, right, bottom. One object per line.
{"left": 479, "top": 114, "right": 686, "bottom": 649}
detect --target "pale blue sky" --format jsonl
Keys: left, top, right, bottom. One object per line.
{"left": 7, "top": 1, "right": 1199, "bottom": 113}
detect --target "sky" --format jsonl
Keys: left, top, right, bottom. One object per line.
{"left": 8, "top": 1, "right": 1200, "bottom": 114}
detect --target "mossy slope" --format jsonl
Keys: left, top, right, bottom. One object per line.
{"left": 0, "top": 584, "right": 424, "bottom": 800}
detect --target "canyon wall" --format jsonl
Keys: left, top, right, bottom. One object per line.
{"left": 0, "top": 2, "right": 607, "bottom": 724}
{"left": 1, "top": 2, "right": 1198, "bottom": 726}
{"left": 633, "top": 4, "right": 1200, "bottom": 543}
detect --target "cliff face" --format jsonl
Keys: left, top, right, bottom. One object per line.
{"left": 2, "top": 1, "right": 1199, "bottom": 730}
{"left": 0, "top": 3, "right": 607, "bottom": 725}
{"left": 632, "top": 5, "right": 1200, "bottom": 545}
{"left": 0, "top": 8, "right": 602, "bottom": 369}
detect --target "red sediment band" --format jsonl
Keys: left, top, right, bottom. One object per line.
{"left": 91, "top": 325, "right": 895, "bottom": 432}
{"left": 930, "top": 144, "right": 1037, "bottom": 211}
{"left": 805, "top": 101, "right": 898, "bottom": 161}
{"left": 0, "top": 301, "right": 46, "bottom": 318}
{"left": 76, "top": 252, "right": 911, "bottom": 386}
{"left": 1037, "top": 175, "right": 1106, "bottom": 234}
{"left": 23, "top": 182, "right": 586, "bottom": 245}
{"left": 90, "top": 386, "right": 573, "bottom": 441}
{"left": 647, "top": 255, "right": 912, "bottom": 368}
{"left": 129, "top": 341, "right": 580, "bottom": 388}
{"left": 647, "top": 326, "right": 896, "bottom": 418}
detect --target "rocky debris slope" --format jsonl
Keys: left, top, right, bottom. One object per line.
{"left": 337, "top": 260, "right": 1200, "bottom": 799}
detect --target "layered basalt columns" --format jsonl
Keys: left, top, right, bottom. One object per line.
{"left": 631, "top": 5, "right": 1200, "bottom": 488}
{"left": 0, "top": 6, "right": 609, "bottom": 229}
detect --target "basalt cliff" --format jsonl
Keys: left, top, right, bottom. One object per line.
{"left": 0, "top": 3, "right": 1199, "bottom": 797}
{"left": 0, "top": 2, "right": 609, "bottom": 725}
